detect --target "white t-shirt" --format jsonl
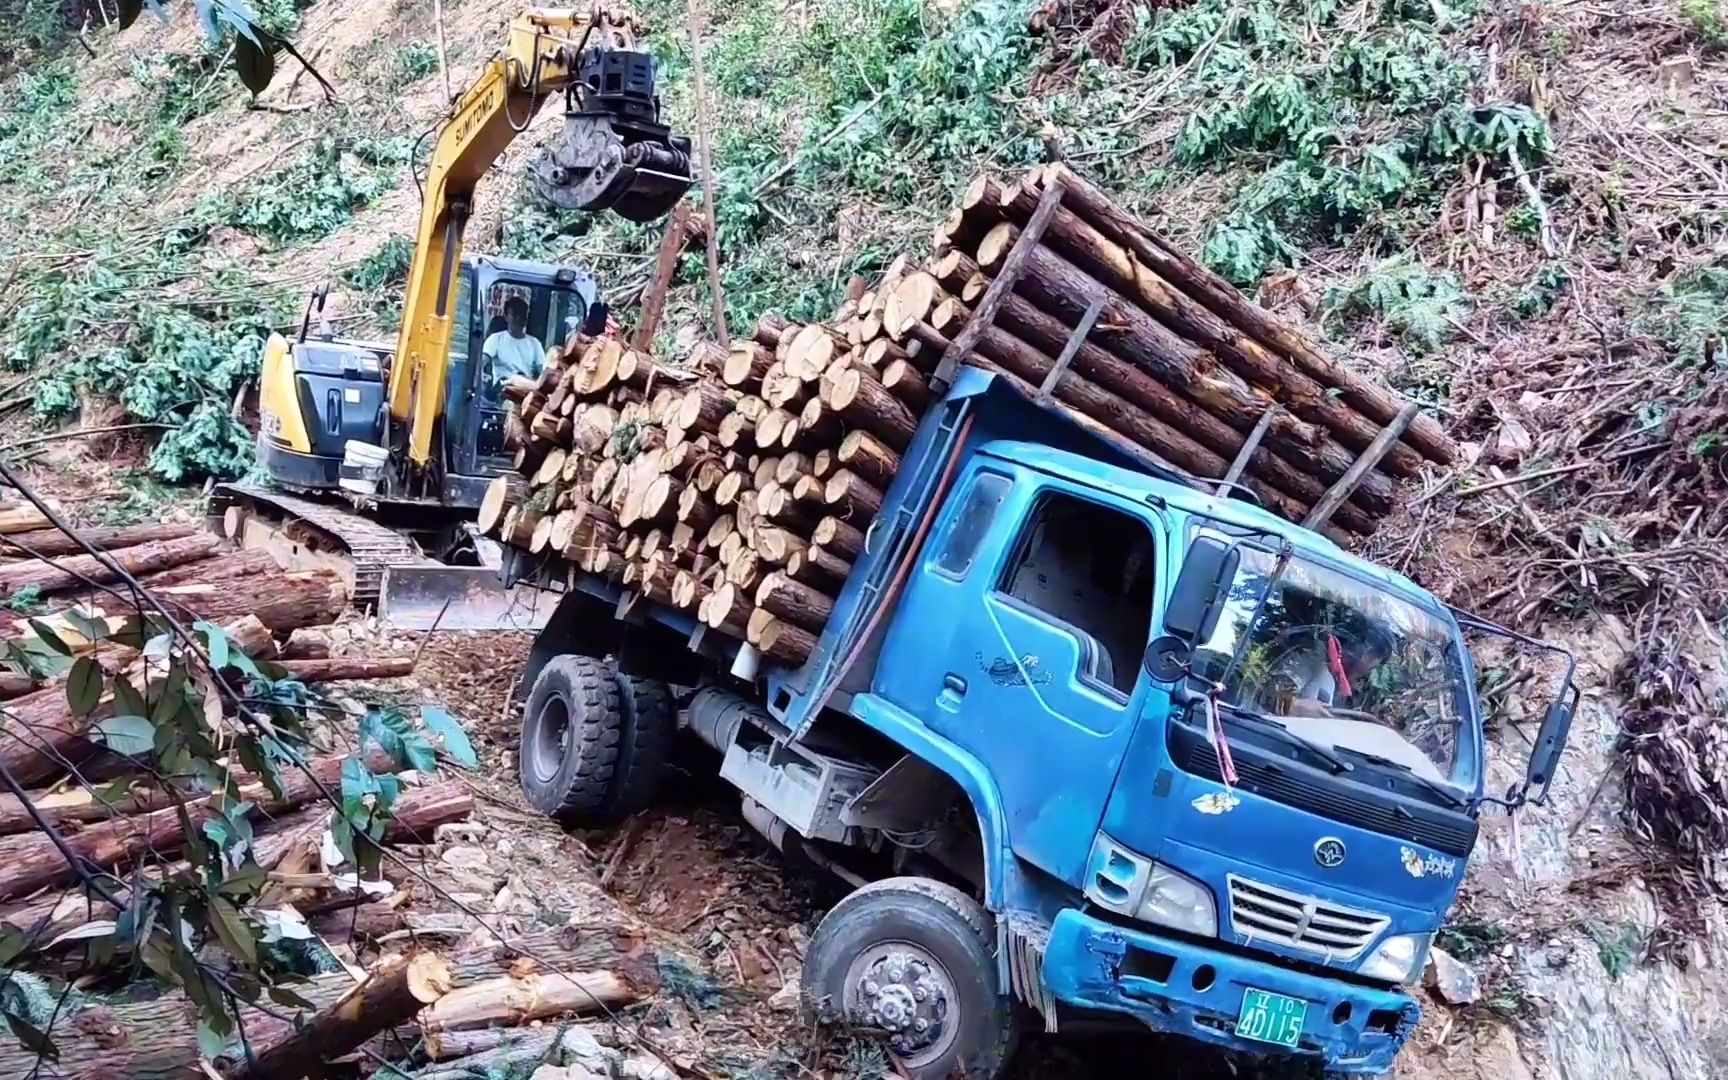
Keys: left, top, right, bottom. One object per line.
{"left": 483, "top": 331, "right": 545, "bottom": 382}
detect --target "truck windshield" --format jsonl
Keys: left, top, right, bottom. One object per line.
{"left": 1191, "top": 542, "right": 1474, "bottom": 791}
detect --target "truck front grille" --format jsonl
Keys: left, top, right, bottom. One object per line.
{"left": 1226, "top": 875, "right": 1389, "bottom": 961}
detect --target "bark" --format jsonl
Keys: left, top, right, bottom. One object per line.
{"left": 1035, "top": 163, "right": 1455, "bottom": 464}
{"left": 275, "top": 656, "right": 415, "bottom": 682}
{"left": 676, "top": 384, "right": 732, "bottom": 433}
{"left": 758, "top": 617, "right": 817, "bottom": 666}
{"left": 0, "top": 616, "right": 275, "bottom": 786}
{"left": 754, "top": 312, "right": 791, "bottom": 349}
{"left": 479, "top": 475, "right": 529, "bottom": 537}
{"left": 837, "top": 430, "right": 900, "bottom": 490}
{"left": 0, "top": 522, "right": 199, "bottom": 560}
{"left": 930, "top": 298, "right": 1377, "bottom": 533}
{"left": 227, "top": 954, "right": 455, "bottom": 1080}
{"left": 0, "top": 749, "right": 356, "bottom": 901}
{"left": 0, "top": 671, "right": 35, "bottom": 700}
{"left": 144, "top": 570, "right": 349, "bottom": 633}
{"left": 813, "top": 516, "right": 864, "bottom": 559}
{"left": 978, "top": 217, "right": 1425, "bottom": 482}
{"left": 822, "top": 365, "right": 917, "bottom": 450}
{"left": 755, "top": 573, "right": 834, "bottom": 633}
{"left": 704, "top": 583, "right": 752, "bottom": 633}
{"left": 880, "top": 359, "right": 933, "bottom": 411}
{"left": 824, "top": 469, "right": 884, "bottom": 522}
{"left": 804, "top": 544, "right": 854, "bottom": 586}
{"left": 0, "top": 534, "right": 221, "bottom": 598}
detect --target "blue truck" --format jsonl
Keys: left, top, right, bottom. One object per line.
{"left": 502, "top": 368, "right": 1577, "bottom": 1078}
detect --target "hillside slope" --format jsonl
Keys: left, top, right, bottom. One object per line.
{"left": 2, "top": 0, "right": 1728, "bottom": 1076}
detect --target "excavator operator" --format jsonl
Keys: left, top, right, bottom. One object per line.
{"left": 483, "top": 296, "right": 546, "bottom": 385}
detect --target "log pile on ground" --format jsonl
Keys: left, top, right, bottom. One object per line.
{"left": 482, "top": 165, "right": 1449, "bottom": 667}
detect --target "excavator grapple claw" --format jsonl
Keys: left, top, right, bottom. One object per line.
{"left": 535, "top": 113, "right": 693, "bottom": 222}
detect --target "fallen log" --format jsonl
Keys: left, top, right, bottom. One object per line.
{"left": 0, "top": 533, "right": 222, "bottom": 599}
{"left": 0, "top": 923, "right": 648, "bottom": 1079}
{"left": 419, "top": 970, "right": 644, "bottom": 1032}
{"left": 142, "top": 570, "right": 348, "bottom": 632}
{"left": 227, "top": 953, "right": 454, "bottom": 1080}
{"left": 0, "top": 522, "right": 199, "bottom": 560}
{"left": 0, "top": 749, "right": 361, "bottom": 902}
{"left": 274, "top": 656, "right": 415, "bottom": 682}
{"left": 0, "top": 615, "right": 275, "bottom": 786}
{"left": 0, "top": 783, "right": 470, "bottom": 951}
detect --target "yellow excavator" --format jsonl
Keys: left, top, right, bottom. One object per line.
{"left": 213, "top": 7, "right": 691, "bottom": 626}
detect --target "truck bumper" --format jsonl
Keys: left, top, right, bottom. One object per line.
{"left": 1042, "top": 909, "right": 1419, "bottom": 1074}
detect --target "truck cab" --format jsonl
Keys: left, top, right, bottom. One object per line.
{"left": 507, "top": 369, "right": 1575, "bottom": 1078}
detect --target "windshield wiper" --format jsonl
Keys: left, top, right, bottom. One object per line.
{"left": 1213, "top": 702, "right": 1355, "bottom": 775}
{"left": 1331, "top": 746, "right": 1465, "bottom": 809}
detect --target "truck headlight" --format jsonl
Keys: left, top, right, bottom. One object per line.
{"left": 1358, "top": 932, "right": 1432, "bottom": 984}
{"left": 1138, "top": 862, "right": 1218, "bottom": 937}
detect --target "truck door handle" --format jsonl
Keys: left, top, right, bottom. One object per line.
{"left": 937, "top": 673, "right": 967, "bottom": 711}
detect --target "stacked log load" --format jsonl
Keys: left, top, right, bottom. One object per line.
{"left": 482, "top": 164, "right": 1453, "bottom": 668}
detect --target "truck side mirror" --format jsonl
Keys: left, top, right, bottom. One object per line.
{"left": 1164, "top": 537, "right": 1239, "bottom": 643}
{"left": 1523, "top": 691, "right": 1576, "bottom": 801}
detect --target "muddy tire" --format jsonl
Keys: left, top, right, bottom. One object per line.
{"left": 603, "top": 673, "right": 675, "bottom": 818}
{"left": 519, "top": 655, "right": 622, "bottom": 825}
{"left": 802, "top": 877, "right": 1018, "bottom": 1080}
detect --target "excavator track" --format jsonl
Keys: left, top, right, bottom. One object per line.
{"left": 211, "top": 483, "right": 430, "bottom": 610}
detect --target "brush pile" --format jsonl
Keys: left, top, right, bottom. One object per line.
{"left": 481, "top": 163, "right": 1447, "bottom": 667}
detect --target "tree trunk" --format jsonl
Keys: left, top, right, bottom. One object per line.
{"left": 837, "top": 430, "right": 900, "bottom": 490}
{"left": 275, "top": 656, "right": 415, "bottom": 682}
{"left": 813, "top": 516, "right": 864, "bottom": 560}
{"left": 0, "top": 522, "right": 199, "bottom": 560}
{"left": 144, "top": 570, "right": 348, "bottom": 633}
{"left": 227, "top": 954, "right": 455, "bottom": 1080}
{"left": 1034, "top": 163, "right": 1455, "bottom": 464}
{"left": 821, "top": 366, "right": 917, "bottom": 449}
{"left": 0, "top": 534, "right": 221, "bottom": 598}
{"left": 929, "top": 299, "right": 1377, "bottom": 534}
{"left": 0, "top": 922, "right": 647, "bottom": 1080}
{"left": 0, "top": 749, "right": 358, "bottom": 901}
{"left": 478, "top": 474, "right": 529, "bottom": 536}
{"left": 0, "top": 504, "right": 58, "bottom": 535}
{"left": 755, "top": 573, "right": 834, "bottom": 633}
{"left": 977, "top": 219, "right": 1425, "bottom": 482}
{"left": 418, "top": 971, "right": 645, "bottom": 1033}
{"left": 757, "top": 617, "right": 816, "bottom": 666}
{"left": 0, "top": 671, "right": 35, "bottom": 700}
{"left": 824, "top": 469, "right": 884, "bottom": 522}
{"left": 0, "top": 616, "right": 276, "bottom": 787}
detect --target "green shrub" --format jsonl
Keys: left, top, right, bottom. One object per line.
{"left": 1325, "top": 256, "right": 1471, "bottom": 351}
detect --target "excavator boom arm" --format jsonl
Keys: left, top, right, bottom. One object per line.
{"left": 389, "top": 8, "right": 689, "bottom": 468}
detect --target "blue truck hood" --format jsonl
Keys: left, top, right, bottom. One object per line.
{"left": 1098, "top": 720, "right": 1471, "bottom": 968}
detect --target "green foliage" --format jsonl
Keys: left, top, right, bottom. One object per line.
{"left": 1681, "top": 0, "right": 1728, "bottom": 47}
{"left": 392, "top": 40, "right": 440, "bottom": 85}
{"left": 1509, "top": 262, "right": 1570, "bottom": 319}
{"left": 1325, "top": 256, "right": 1471, "bottom": 351}
{"left": 221, "top": 132, "right": 411, "bottom": 246}
{"left": 1634, "top": 257, "right": 1728, "bottom": 367}
{"left": 1592, "top": 923, "right": 1642, "bottom": 979}
{"left": 1118, "top": 0, "right": 1552, "bottom": 285}
{"left": 3, "top": 585, "right": 42, "bottom": 613}
{"left": 1437, "top": 919, "right": 1506, "bottom": 961}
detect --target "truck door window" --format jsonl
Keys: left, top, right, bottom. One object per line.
{"left": 995, "top": 492, "right": 1156, "bottom": 697}
{"left": 933, "top": 471, "right": 1011, "bottom": 578}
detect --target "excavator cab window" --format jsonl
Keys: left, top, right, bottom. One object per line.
{"left": 457, "top": 275, "right": 598, "bottom": 466}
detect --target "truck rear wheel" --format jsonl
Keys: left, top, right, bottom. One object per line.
{"left": 603, "top": 672, "right": 675, "bottom": 818}
{"left": 802, "top": 877, "right": 1018, "bottom": 1080}
{"left": 519, "top": 655, "right": 622, "bottom": 824}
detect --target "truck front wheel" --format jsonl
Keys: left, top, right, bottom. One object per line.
{"left": 519, "top": 655, "right": 623, "bottom": 824}
{"left": 802, "top": 877, "right": 1018, "bottom": 1080}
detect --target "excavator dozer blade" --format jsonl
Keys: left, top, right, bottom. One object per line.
{"left": 377, "top": 565, "right": 559, "bottom": 632}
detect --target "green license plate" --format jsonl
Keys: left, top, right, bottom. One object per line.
{"left": 1235, "top": 988, "right": 1307, "bottom": 1049}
